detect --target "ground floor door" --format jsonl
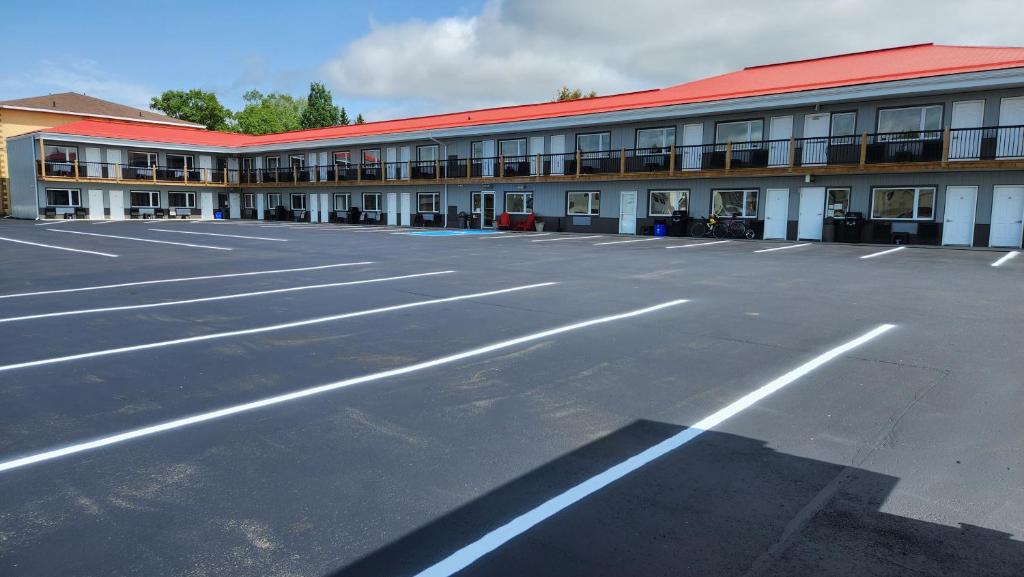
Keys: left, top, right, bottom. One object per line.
{"left": 473, "top": 191, "right": 495, "bottom": 228}
{"left": 319, "top": 193, "right": 330, "bottom": 224}
{"left": 941, "top": 186, "right": 978, "bottom": 246}
{"left": 386, "top": 192, "right": 398, "bottom": 225}
{"left": 87, "top": 190, "right": 104, "bottom": 220}
{"left": 989, "top": 185, "right": 1024, "bottom": 247}
{"left": 619, "top": 190, "right": 637, "bottom": 234}
{"left": 255, "top": 194, "right": 265, "bottom": 220}
{"left": 109, "top": 190, "right": 125, "bottom": 220}
{"left": 308, "top": 194, "right": 320, "bottom": 223}
{"left": 797, "top": 187, "right": 826, "bottom": 240}
{"left": 200, "top": 192, "right": 214, "bottom": 219}
{"left": 763, "top": 188, "right": 789, "bottom": 239}
{"left": 801, "top": 113, "right": 830, "bottom": 165}
{"left": 400, "top": 192, "right": 412, "bottom": 226}
{"left": 229, "top": 193, "right": 241, "bottom": 219}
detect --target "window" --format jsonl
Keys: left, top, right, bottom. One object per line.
{"left": 471, "top": 141, "right": 485, "bottom": 159}
{"left": 715, "top": 120, "right": 763, "bottom": 143}
{"left": 871, "top": 187, "right": 935, "bottom": 220}
{"left": 712, "top": 189, "right": 758, "bottom": 218}
{"left": 363, "top": 193, "right": 382, "bottom": 212}
{"left": 830, "top": 112, "right": 857, "bottom": 137}
{"left": 265, "top": 156, "right": 280, "bottom": 170}
{"left": 826, "top": 188, "right": 851, "bottom": 219}
{"left": 46, "top": 188, "right": 80, "bottom": 206}
{"left": 267, "top": 193, "right": 282, "bottom": 208}
{"left": 648, "top": 190, "right": 689, "bottom": 217}
{"left": 242, "top": 157, "right": 255, "bottom": 171}
{"left": 130, "top": 190, "right": 160, "bottom": 208}
{"left": 576, "top": 132, "right": 610, "bottom": 154}
{"left": 289, "top": 155, "right": 305, "bottom": 170}
{"left": 243, "top": 194, "right": 255, "bottom": 209}
{"left": 499, "top": 138, "right": 527, "bottom": 158}
{"left": 877, "top": 105, "right": 943, "bottom": 139}
{"left": 128, "top": 151, "right": 157, "bottom": 167}
{"left": 418, "top": 192, "right": 440, "bottom": 213}
{"left": 290, "top": 194, "right": 307, "bottom": 210}
{"left": 416, "top": 145, "right": 439, "bottom": 162}
{"left": 333, "top": 193, "right": 351, "bottom": 211}
{"left": 505, "top": 191, "right": 533, "bottom": 214}
{"left": 166, "top": 154, "right": 193, "bottom": 170}
{"left": 44, "top": 145, "right": 77, "bottom": 162}
{"left": 333, "top": 151, "right": 351, "bottom": 167}
{"left": 361, "top": 149, "right": 380, "bottom": 164}
{"left": 168, "top": 192, "right": 196, "bottom": 208}
{"left": 567, "top": 191, "right": 600, "bottom": 215}
{"left": 636, "top": 127, "right": 676, "bottom": 153}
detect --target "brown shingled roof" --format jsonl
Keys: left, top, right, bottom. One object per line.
{"left": 0, "top": 92, "right": 203, "bottom": 128}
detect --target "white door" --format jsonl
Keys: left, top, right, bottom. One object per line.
{"left": 318, "top": 152, "right": 329, "bottom": 182}
{"left": 308, "top": 194, "right": 319, "bottom": 223}
{"left": 400, "top": 192, "right": 412, "bottom": 226}
{"left": 941, "top": 186, "right": 978, "bottom": 246}
{"left": 797, "top": 187, "right": 826, "bottom": 240}
{"left": 481, "top": 140, "right": 495, "bottom": 177}
{"left": 549, "top": 135, "right": 565, "bottom": 175}
{"left": 87, "top": 189, "right": 104, "bottom": 219}
{"left": 529, "top": 136, "right": 545, "bottom": 175}
{"left": 801, "top": 113, "right": 831, "bottom": 165}
{"left": 386, "top": 192, "right": 398, "bottom": 226}
{"left": 385, "top": 147, "right": 398, "bottom": 179}
{"left": 768, "top": 116, "right": 793, "bottom": 166}
{"left": 256, "top": 194, "right": 265, "bottom": 220}
{"left": 200, "top": 192, "right": 214, "bottom": 219}
{"left": 681, "top": 123, "right": 703, "bottom": 170}
{"left": 228, "top": 193, "right": 241, "bottom": 219}
{"left": 997, "top": 97, "right": 1024, "bottom": 158}
{"left": 85, "top": 147, "right": 102, "bottom": 177}
{"left": 989, "top": 185, "right": 1024, "bottom": 247}
{"left": 763, "top": 188, "right": 790, "bottom": 239}
{"left": 108, "top": 190, "right": 125, "bottom": 220}
{"left": 950, "top": 100, "right": 985, "bottom": 160}
{"left": 198, "top": 155, "right": 213, "bottom": 181}
{"left": 399, "top": 147, "right": 411, "bottom": 180}
{"left": 618, "top": 191, "right": 637, "bottom": 235}
{"left": 319, "top": 193, "right": 330, "bottom": 224}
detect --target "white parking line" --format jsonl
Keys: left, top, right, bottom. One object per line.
{"left": 753, "top": 243, "right": 811, "bottom": 253}
{"left": 34, "top": 220, "right": 75, "bottom": 226}
{"left": 0, "top": 235, "right": 118, "bottom": 258}
{"left": 91, "top": 220, "right": 116, "bottom": 225}
{"left": 593, "top": 238, "right": 659, "bottom": 246}
{"left": 147, "top": 229, "right": 288, "bottom": 242}
{"left": 860, "top": 246, "right": 906, "bottom": 260}
{"left": 991, "top": 251, "right": 1019, "bottom": 267}
{"left": 48, "top": 229, "right": 233, "bottom": 251}
{"left": 0, "top": 282, "right": 558, "bottom": 374}
{"left": 0, "top": 298, "right": 682, "bottom": 474}
{"left": 664, "top": 240, "right": 730, "bottom": 249}
{"left": 532, "top": 235, "right": 603, "bottom": 243}
{"left": 412, "top": 323, "right": 896, "bottom": 577}
{"left": 0, "top": 271, "right": 454, "bottom": 324}
{"left": 0, "top": 262, "right": 372, "bottom": 300}
{"left": 481, "top": 233, "right": 551, "bottom": 239}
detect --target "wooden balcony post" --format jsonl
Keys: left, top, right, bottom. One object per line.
{"left": 725, "top": 142, "right": 733, "bottom": 171}
{"left": 435, "top": 159, "right": 440, "bottom": 180}
{"left": 115, "top": 163, "right": 121, "bottom": 181}
{"left": 941, "top": 127, "right": 951, "bottom": 166}
{"left": 357, "top": 164, "right": 361, "bottom": 182}
{"left": 668, "top": 146, "right": 676, "bottom": 174}
{"left": 619, "top": 148, "right": 626, "bottom": 174}
{"left": 73, "top": 159, "right": 79, "bottom": 179}
{"left": 498, "top": 155, "right": 504, "bottom": 178}
{"left": 152, "top": 165, "right": 157, "bottom": 182}
{"left": 293, "top": 168, "right": 298, "bottom": 184}
{"left": 467, "top": 158, "right": 472, "bottom": 178}
{"left": 38, "top": 138, "right": 45, "bottom": 176}
{"left": 859, "top": 132, "right": 868, "bottom": 167}
{"left": 575, "top": 150, "right": 581, "bottom": 176}
{"left": 184, "top": 166, "right": 188, "bottom": 183}
{"left": 788, "top": 137, "right": 796, "bottom": 170}
{"left": 406, "top": 160, "right": 411, "bottom": 180}
{"left": 535, "top": 153, "right": 542, "bottom": 176}
{"left": 335, "top": 164, "right": 340, "bottom": 183}
{"left": 381, "top": 163, "right": 385, "bottom": 181}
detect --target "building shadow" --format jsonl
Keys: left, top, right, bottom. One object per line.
{"left": 328, "top": 421, "right": 1024, "bottom": 577}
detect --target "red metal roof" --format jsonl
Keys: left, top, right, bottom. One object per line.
{"left": 41, "top": 44, "right": 1024, "bottom": 149}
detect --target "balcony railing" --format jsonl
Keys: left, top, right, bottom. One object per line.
{"left": 36, "top": 125, "right": 1024, "bottom": 187}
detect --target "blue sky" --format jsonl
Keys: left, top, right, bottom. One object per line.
{"left": 2, "top": 0, "right": 1022, "bottom": 123}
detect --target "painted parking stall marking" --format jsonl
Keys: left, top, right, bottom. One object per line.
{"left": 147, "top": 229, "right": 289, "bottom": 242}
{"left": 593, "top": 238, "right": 659, "bottom": 246}
{"left": 0, "top": 282, "right": 558, "bottom": 373}
{"left": 0, "top": 235, "right": 118, "bottom": 258}
{"left": 753, "top": 243, "right": 811, "bottom": 253}
{"left": 412, "top": 323, "right": 896, "bottom": 577}
{"left": 532, "top": 235, "right": 603, "bottom": 243}
{"left": 48, "top": 229, "right": 233, "bottom": 251}
{"left": 991, "top": 251, "right": 1019, "bottom": 267}
{"left": 860, "top": 246, "right": 906, "bottom": 259}
{"left": 665, "top": 240, "right": 730, "bottom": 249}
{"left": 481, "top": 233, "right": 552, "bottom": 239}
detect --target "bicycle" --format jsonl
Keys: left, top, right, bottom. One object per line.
{"left": 717, "top": 218, "right": 757, "bottom": 239}
{"left": 689, "top": 214, "right": 721, "bottom": 238}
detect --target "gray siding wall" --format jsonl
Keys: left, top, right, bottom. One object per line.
{"left": 7, "top": 136, "right": 39, "bottom": 219}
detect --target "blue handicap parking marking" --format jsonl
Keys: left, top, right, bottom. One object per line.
{"left": 406, "top": 230, "right": 501, "bottom": 236}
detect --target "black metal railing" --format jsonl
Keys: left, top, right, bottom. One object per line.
{"left": 948, "top": 125, "right": 1024, "bottom": 160}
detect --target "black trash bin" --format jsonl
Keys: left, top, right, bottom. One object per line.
{"left": 669, "top": 210, "right": 688, "bottom": 236}
{"left": 836, "top": 212, "right": 865, "bottom": 243}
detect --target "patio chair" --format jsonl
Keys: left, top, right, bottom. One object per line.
{"left": 496, "top": 211, "right": 512, "bottom": 230}
{"left": 513, "top": 213, "right": 536, "bottom": 231}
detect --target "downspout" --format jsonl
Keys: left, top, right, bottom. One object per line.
{"left": 427, "top": 135, "right": 449, "bottom": 228}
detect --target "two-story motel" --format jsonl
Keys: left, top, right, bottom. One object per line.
{"left": 6, "top": 43, "right": 1024, "bottom": 247}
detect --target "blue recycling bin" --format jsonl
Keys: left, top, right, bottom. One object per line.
{"left": 213, "top": 210, "right": 223, "bottom": 219}
{"left": 654, "top": 223, "right": 667, "bottom": 237}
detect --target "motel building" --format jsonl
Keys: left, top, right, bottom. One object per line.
{"left": 6, "top": 43, "right": 1024, "bottom": 248}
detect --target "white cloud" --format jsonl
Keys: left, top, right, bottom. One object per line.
{"left": 324, "top": 0, "right": 1024, "bottom": 119}
{"left": 21, "top": 59, "right": 158, "bottom": 110}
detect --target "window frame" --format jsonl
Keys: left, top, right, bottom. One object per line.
{"left": 575, "top": 132, "right": 611, "bottom": 156}
{"left": 635, "top": 127, "right": 677, "bottom": 154}
{"left": 870, "top": 186, "right": 937, "bottom": 221}
{"left": 826, "top": 187, "right": 852, "bottom": 219}
{"left": 289, "top": 155, "right": 305, "bottom": 170}
{"left": 876, "top": 104, "right": 944, "bottom": 140}
{"left": 498, "top": 138, "right": 528, "bottom": 158}
{"left": 128, "top": 150, "right": 158, "bottom": 168}
{"left": 714, "top": 119, "right": 764, "bottom": 144}
{"left": 417, "top": 192, "right": 440, "bottom": 213}
{"left": 45, "top": 188, "right": 81, "bottom": 207}
{"left": 290, "top": 193, "right": 307, "bottom": 211}
{"left": 647, "top": 189, "right": 689, "bottom": 217}
{"left": 504, "top": 191, "right": 534, "bottom": 215}
{"left": 243, "top": 193, "right": 255, "bottom": 209}
{"left": 333, "top": 151, "right": 351, "bottom": 167}
{"left": 167, "top": 191, "right": 197, "bottom": 208}
{"left": 265, "top": 156, "right": 280, "bottom": 170}
{"left": 362, "top": 192, "right": 382, "bottom": 212}
{"left": 129, "top": 190, "right": 160, "bottom": 208}
{"left": 566, "top": 190, "right": 601, "bottom": 216}
{"left": 165, "top": 153, "right": 194, "bottom": 170}
{"left": 361, "top": 149, "right": 381, "bottom": 165}
{"left": 830, "top": 112, "right": 858, "bottom": 137}
{"left": 44, "top": 145, "right": 78, "bottom": 162}
{"left": 416, "top": 145, "right": 439, "bottom": 162}
{"left": 267, "top": 193, "right": 282, "bottom": 208}
{"left": 711, "top": 188, "right": 759, "bottom": 219}
{"left": 333, "top": 193, "right": 351, "bottom": 211}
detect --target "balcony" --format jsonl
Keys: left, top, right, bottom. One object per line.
{"left": 36, "top": 125, "right": 1024, "bottom": 188}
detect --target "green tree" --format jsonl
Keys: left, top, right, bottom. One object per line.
{"left": 355, "top": 113, "right": 366, "bottom": 125}
{"left": 339, "top": 107, "right": 350, "bottom": 126}
{"left": 300, "top": 82, "right": 344, "bottom": 129}
{"left": 235, "top": 90, "right": 306, "bottom": 135}
{"left": 555, "top": 86, "right": 597, "bottom": 101}
{"left": 149, "top": 89, "right": 233, "bottom": 130}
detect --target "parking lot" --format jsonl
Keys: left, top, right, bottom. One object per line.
{"left": 0, "top": 218, "right": 1022, "bottom": 577}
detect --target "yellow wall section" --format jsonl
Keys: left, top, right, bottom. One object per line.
{"left": 0, "top": 109, "right": 86, "bottom": 213}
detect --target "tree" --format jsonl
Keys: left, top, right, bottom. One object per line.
{"left": 150, "top": 89, "right": 233, "bottom": 130}
{"left": 555, "top": 86, "right": 597, "bottom": 101}
{"left": 300, "top": 82, "right": 344, "bottom": 129}
{"left": 355, "top": 113, "right": 366, "bottom": 125}
{"left": 235, "top": 90, "right": 306, "bottom": 135}
{"left": 339, "top": 107, "right": 350, "bottom": 126}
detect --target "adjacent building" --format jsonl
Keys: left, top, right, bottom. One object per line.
{"left": 6, "top": 44, "right": 1024, "bottom": 247}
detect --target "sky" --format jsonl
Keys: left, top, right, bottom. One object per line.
{"left": 1, "top": 0, "right": 1023, "bottom": 123}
